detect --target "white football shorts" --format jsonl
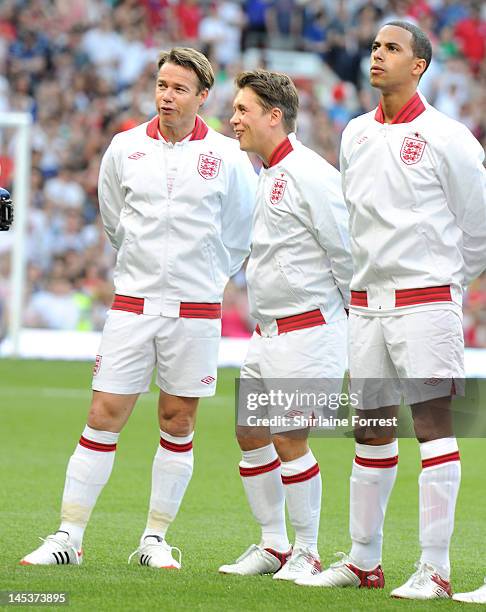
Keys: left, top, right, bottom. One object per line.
{"left": 349, "top": 309, "right": 465, "bottom": 409}
{"left": 92, "top": 310, "right": 221, "bottom": 397}
{"left": 238, "top": 319, "right": 348, "bottom": 432}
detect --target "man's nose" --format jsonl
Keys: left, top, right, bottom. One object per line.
{"left": 373, "top": 47, "right": 384, "bottom": 61}
{"left": 162, "top": 88, "right": 174, "bottom": 101}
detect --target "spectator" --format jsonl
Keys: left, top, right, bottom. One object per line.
{"left": 24, "top": 277, "right": 83, "bottom": 330}
{"left": 44, "top": 167, "right": 86, "bottom": 210}
{"left": 173, "top": 0, "right": 202, "bottom": 45}
{"left": 454, "top": 2, "right": 486, "bottom": 72}
{"left": 301, "top": 2, "right": 330, "bottom": 56}
{"left": 199, "top": 2, "right": 245, "bottom": 69}
{"left": 118, "top": 26, "right": 153, "bottom": 89}
{"left": 8, "top": 27, "right": 50, "bottom": 83}
{"left": 326, "top": 1, "right": 361, "bottom": 85}
{"left": 266, "top": 0, "right": 302, "bottom": 48}
{"left": 81, "top": 13, "right": 124, "bottom": 83}
{"left": 242, "top": 0, "right": 270, "bottom": 49}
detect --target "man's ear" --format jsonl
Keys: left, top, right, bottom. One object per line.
{"left": 198, "top": 88, "right": 209, "bottom": 107}
{"left": 412, "top": 58, "right": 427, "bottom": 79}
{"left": 269, "top": 106, "right": 283, "bottom": 127}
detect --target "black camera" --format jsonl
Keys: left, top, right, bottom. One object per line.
{"left": 0, "top": 188, "right": 13, "bottom": 231}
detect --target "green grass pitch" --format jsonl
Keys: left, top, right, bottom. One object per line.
{"left": 1, "top": 359, "right": 485, "bottom": 611}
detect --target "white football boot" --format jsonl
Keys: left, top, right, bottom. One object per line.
{"left": 453, "top": 579, "right": 486, "bottom": 604}
{"left": 296, "top": 552, "right": 384, "bottom": 588}
{"left": 390, "top": 562, "right": 452, "bottom": 599}
{"left": 128, "top": 536, "right": 181, "bottom": 569}
{"left": 218, "top": 544, "right": 291, "bottom": 576}
{"left": 273, "top": 548, "right": 321, "bottom": 582}
{"left": 20, "top": 532, "right": 82, "bottom": 566}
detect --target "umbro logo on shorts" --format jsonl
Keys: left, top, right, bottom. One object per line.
{"left": 201, "top": 376, "right": 215, "bottom": 385}
{"left": 128, "top": 151, "right": 146, "bottom": 160}
{"left": 286, "top": 410, "right": 303, "bottom": 418}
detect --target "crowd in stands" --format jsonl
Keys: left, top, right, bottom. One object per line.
{"left": 0, "top": 0, "right": 485, "bottom": 346}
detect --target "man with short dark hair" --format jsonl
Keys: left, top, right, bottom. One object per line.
{"left": 297, "top": 22, "right": 486, "bottom": 599}
{"left": 20, "top": 47, "right": 256, "bottom": 569}
{"left": 218, "top": 70, "right": 352, "bottom": 581}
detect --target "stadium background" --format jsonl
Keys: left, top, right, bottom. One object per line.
{"left": 1, "top": 2, "right": 486, "bottom": 611}
{"left": 0, "top": 0, "right": 485, "bottom": 346}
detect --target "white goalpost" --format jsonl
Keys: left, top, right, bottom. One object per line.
{"left": 0, "top": 111, "right": 32, "bottom": 357}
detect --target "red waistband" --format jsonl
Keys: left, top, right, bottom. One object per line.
{"left": 112, "top": 294, "right": 144, "bottom": 314}
{"left": 255, "top": 308, "right": 326, "bottom": 336}
{"left": 395, "top": 285, "right": 451, "bottom": 307}
{"left": 111, "top": 294, "right": 221, "bottom": 318}
{"left": 350, "top": 286, "right": 452, "bottom": 308}
{"left": 350, "top": 291, "right": 368, "bottom": 307}
{"left": 179, "top": 302, "right": 221, "bottom": 319}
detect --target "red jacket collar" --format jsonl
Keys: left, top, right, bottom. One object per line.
{"left": 146, "top": 115, "right": 209, "bottom": 141}
{"left": 266, "top": 136, "right": 293, "bottom": 168}
{"left": 374, "top": 92, "right": 426, "bottom": 124}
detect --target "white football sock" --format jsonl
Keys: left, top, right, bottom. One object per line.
{"left": 349, "top": 440, "right": 398, "bottom": 570}
{"left": 142, "top": 429, "right": 194, "bottom": 542}
{"left": 281, "top": 450, "right": 321, "bottom": 554}
{"left": 239, "top": 443, "right": 290, "bottom": 552}
{"left": 59, "top": 425, "right": 119, "bottom": 549}
{"left": 419, "top": 437, "right": 461, "bottom": 579}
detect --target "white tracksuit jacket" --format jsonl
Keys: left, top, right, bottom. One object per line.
{"left": 341, "top": 92, "right": 486, "bottom": 315}
{"left": 246, "top": 133, "right": 353, "bottom": 326}
{"left": 98, "top": 116, "right": 257, "bottom": 316}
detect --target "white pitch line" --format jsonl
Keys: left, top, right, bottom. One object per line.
{"left": 0, "top": 387, "right": 155, "bottom": 400}
{"left": 0, "top": 387, "right": 233, "bottom": 404}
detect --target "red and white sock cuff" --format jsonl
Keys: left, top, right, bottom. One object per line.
{"left": 354, "top": 440, "right": 398, "bottom": 469}
{"left": 420, "top": 437, "right": 460, "bottom": 469}
{"left": 159, "top": 429, "right": 194, "bottom": 453}
{"left": 78, "top": 425, "right": 119, "bottom": 452}
{"left": 239, "top": 443, "right": 280, "bottom": 477}
{"left": 281, "top": 450, "right": 320, "bottom": 485}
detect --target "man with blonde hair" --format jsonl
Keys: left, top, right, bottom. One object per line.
{"left": 21, "top": 47, "right": 256, "bottom": 570}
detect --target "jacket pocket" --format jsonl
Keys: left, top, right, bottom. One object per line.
{"left": 417, "top": 227, "right": 443, "bottom": 280}
{"left": 115, "top": 232, "right": 133, "bottom": 272}
{"left": 203, "top": 241, "right": 218, "bottom": 288}
{"left": 275, "top": 257, "right": 300, "bottom": 300}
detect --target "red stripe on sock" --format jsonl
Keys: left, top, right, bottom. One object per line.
{"left": 159, "top": 437, "right": 193, "bottom": 453}
{"left": 354, "top": 454, "right": 398, "bottom": 468}
{"left": 79, "top": 436, "right": 117, "bottom": 452}
{"left": 239, "top": 457, "right": 281, "bottom": 477}
{"left": 421, "top": 450, "right": 460, "bottom": 469}
{"left": 281, "top": 463, "right": 320, "bottom": 485}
